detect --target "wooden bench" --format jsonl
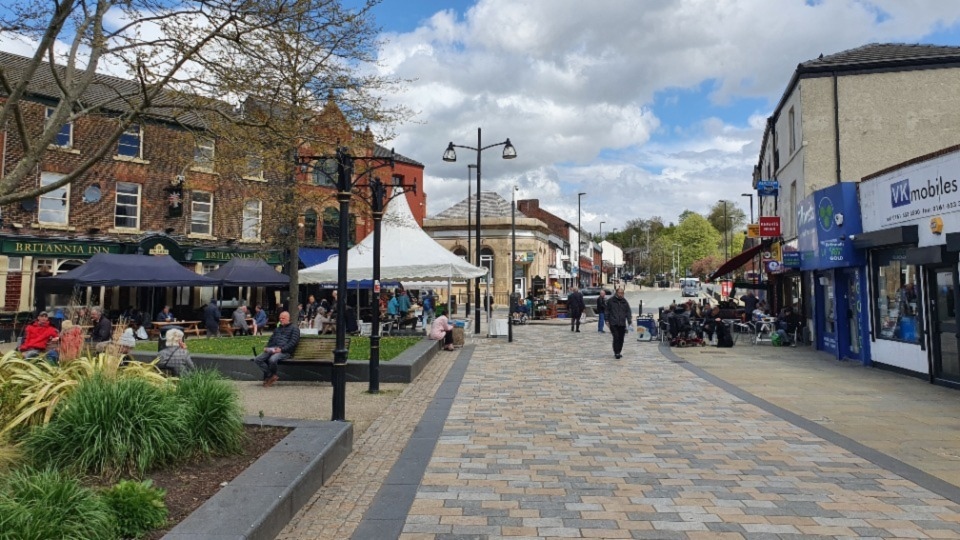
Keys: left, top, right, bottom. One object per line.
{"left": 278, "top": 336, "right": 350, "bottom": 365}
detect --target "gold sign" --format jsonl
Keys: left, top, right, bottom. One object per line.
{"left": 148, "top": 245, "right": 170, "bottom": 256}
{"left": 747, "top": 224, "right": 760, "bottom": 238}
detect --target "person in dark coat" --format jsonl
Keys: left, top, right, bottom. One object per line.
{"left": 253, "top": 312, "right": 300, "bottom": 387}
{"left": 567, "top": 286, "right": 585, "bottom": 332}
{"left": 203, "top": 299, "right": 221, "bottom": 338}
{"left": 89, "top": 307, "right": 113, "bottom": 352}
{"left": 605, "top": 288, "right": 633, "bottom": 359}
{"left": 740, "top": 291, "right": 759, "bottom": 318}
{"left": 596, "top": 289, "right": 607, "bottom": 333}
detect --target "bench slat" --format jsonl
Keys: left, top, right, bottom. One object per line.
{"left": 281, "top": 337, "right": 350, "bottom": 364}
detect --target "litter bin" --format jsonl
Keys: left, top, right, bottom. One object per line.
{"left": 450, "top": 295, "right": 457, "bottom": 315}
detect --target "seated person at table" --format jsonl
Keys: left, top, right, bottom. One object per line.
{"left": 253, "top": 312, "right": 300, "bottom": 388}
{"left": 252, "top": 304, "right": 267, "bottom": 335}
{"left": 700, "top": 306, "right": 722, "bottom": 343}
{"left": 19, "top": 312, "right": 59, "bottom": 361}
{"left": 775, "top": 306, "right": 804, "bottom": 345}
{"left": 316, "top": 303, "right": 334, "bottom": 335}
{"left": 122, "top": 305, "right": 144, "bottom": 327}
{"left": 58, "top": 320, "right": 84, "bottom": 363}
{"left": 156, "top": 305, "right": 175, "bottom": 323}
{"left": 157, "top": 328, "right": 195, "bottom": 376}
{"left": 231, "top": 305, "right": 251, "bottom": 336}
{"left": 429, "top": 308, "right": 455, "bottom": 351}
{"left": 89, "top": 307, "right": 113, "bottom": 352}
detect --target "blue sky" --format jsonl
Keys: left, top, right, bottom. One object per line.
{"left": 357, "top": 0, "right": 960, "bottom": 232}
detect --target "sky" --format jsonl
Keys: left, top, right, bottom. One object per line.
{"left": 360, "top": 0, "right": 960, "bottom": 234}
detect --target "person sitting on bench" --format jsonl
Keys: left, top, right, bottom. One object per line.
{"left": 429, "top": 308, "right": 455, "bottom": 351}
{"left": 231, "top": 305, "right": 251, "bottom": 336}
{"left": 253, "top": 311, "right": 300, "bottom": 388}
{"left": 157, "top": 328, "right": 195, "bottom": 376}
{"left": 19, "top": 311, "right": 59, "bottom": 361}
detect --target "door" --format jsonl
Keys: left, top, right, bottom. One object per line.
{"left": 846, "top": 269, "right": 861, "bottom": 358}
{"left": 929, "top": 267, "right": 960, "bottom": 383}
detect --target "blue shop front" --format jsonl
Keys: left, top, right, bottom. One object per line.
{"left": 797, "top": 183, "right": 870, "bottom": 362}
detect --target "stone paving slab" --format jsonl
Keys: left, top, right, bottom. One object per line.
{"left": 397, "top": 324, "right": 960, "bottom": 539}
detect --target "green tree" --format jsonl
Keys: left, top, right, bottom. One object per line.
{"left": 674, "top": 214, "right": 721, "bottom": 276}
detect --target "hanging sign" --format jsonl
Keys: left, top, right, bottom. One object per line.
{"left": 758, "top": 216, "right": 781, "bottom": 237}
{"left": 757, "top": 180, "right": 779, "bottom": 197}
{"left": 747, "top": 224, "right": 760, "bottom": 238}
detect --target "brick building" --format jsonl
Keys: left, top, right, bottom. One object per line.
{"left": 0, "top": 51, "right": 424, "bottom": 316}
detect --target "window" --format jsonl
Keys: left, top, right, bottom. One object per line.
{"left": 117, "top": 123, "right": 142, "bottom": 158}
{"left": 453, "top": 247, "right": 467, "bottom": 260}
{"left": 7, "top": 258, "right": 22, "bottom": 272}
{"left": 245, "top": 154, "right": 263, "bottom": 179}
{"left": 114, "top": 182, "right": 141, "bottom": 229}
{"left": 480, "top": 247, "right": 494, "bottom": 280}
{"left": 789, "top": 180, "right": 797, "bottom": 236}
{"left": 303, "top": 209, "right": 318, "bottom": 244}
{"left": 242, "top": 199, "right": 262, "bottom": 240}
{"left": 39, "top": 172, "right": 69, "bottom": 225}
{"left": 46, "top": 107, "right": 72, "bottom": 148}
{"left": 788, "top": 107, "right": 796, "bottom": 154}
{"left": 193, "top": 137, "right": 215, "bottom": 169}
{"left": 391, "top": 174, "right": 404, "bottom": 186}
{"left": 321, "top": 207, "right": 339, "bottom": 246}
{"left": 312, "top": 159, "right": 337, "bottom": 187}
{"left": 873, "top": 247, "right": 920, "bottom": 344}
{"left": 190, "top": 191, "right": 213, "bottom": 235}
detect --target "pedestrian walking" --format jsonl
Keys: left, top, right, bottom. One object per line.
{"left": 567, "top": 286, "right": 585, "bottom": 332}
{"left": 605, "top": 287, "right": 633, "bottom": 359}
{"left": 596, "top": 289, "right": 607, "bottom": 333}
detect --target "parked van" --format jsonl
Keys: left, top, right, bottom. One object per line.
{"left": 680, "top": 278, "right": 700, "bottom": 297}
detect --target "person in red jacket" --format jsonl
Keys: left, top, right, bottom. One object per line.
{"left": 19, "top": 312, "right": 59, "bottom": 361}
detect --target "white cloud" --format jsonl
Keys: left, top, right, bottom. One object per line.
{"left": 376, "top": 0, "right": 960, "bottom": 232}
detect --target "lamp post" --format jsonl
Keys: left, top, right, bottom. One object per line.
{"left": 741, "top": 192, "right": 754, "bottom": 223}
{"left": 509, "top": 186, "right": 517, "bottom": 343}
{"left": 673, "top": 243, "right": 681, "bottom": 282}
{"left": 577, "top": 192, "right": 586, "bottom": 287}
{"left": 720, "top": 200, "right": 730, "bottom": 261}
{"left": 331, "top": 147, "right": 352, "bottom": 421}
{"left": 466, "top": 164, "right": 477, "bottom": 318}
{"left": 599, "top": 221, "right": 605, "bottom": 284}
{"left": 613, "top": 227, "right": 618, "bottom": 284}
{"left": 443, "top": 128, "right": 517, "bottom": 335}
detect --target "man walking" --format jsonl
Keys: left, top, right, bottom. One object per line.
{"left": 253, "top": 311, "right": 300, "bottom": 387}
{"left": 567, "top": 286, "right": 585, "bottom": 332}
{"left": 605, "top": 287, "right": 633, "bottom": 359}
{"left": 203, "top": 298, "right": 221, "bottom": 338}
{"left": 596, "top": 289, "right": 607, "bottom": 333}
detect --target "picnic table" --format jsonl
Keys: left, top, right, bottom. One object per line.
{"left": 219, "top": 318, "right": 254, "bottom": 337}
{"left": 151, "top": 320, "right": 203, "bottom": 338}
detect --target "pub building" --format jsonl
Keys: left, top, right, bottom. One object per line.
{"left": 855, "top": 145, "right": 960, "bottom": 387}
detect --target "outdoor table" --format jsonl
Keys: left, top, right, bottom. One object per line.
{"left": 153, "top": 320, "right": 203, "bottom": 338}
{"left": 219, "top": 318, "right": 254, "bottom": 337}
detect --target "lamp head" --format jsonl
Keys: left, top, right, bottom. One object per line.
{"left": 502, "top": 139, "right": 517, "bottom": 159}
{"left": 442, "top": 143, "right": 457, "bottom": 162}
{"left": 578, "top": 192, "right": 586, "bottom": 197}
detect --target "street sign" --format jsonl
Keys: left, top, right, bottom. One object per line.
{"left": 759, "top": 216, "right": 781, "bottom": 237}
{"left": 757, "top": 180, "right": 779, "bottom": 197}
{"left": 747, "top": 224, "right": 760, "bottom": 238}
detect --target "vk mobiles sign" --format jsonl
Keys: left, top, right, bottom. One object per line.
{"left": 861, "top": 148, "right": 960, "bottom": 236}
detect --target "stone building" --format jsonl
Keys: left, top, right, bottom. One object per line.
{"left": 423, "top": 193, "right": 561, "bottom": 307}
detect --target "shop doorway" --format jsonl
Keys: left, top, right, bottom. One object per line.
{"left": 929, "top": 267, "right": 960, "bottom": 384}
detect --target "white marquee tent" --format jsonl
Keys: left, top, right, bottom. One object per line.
{"left": 299, "top": 191, "right": 487, "bottom": 284}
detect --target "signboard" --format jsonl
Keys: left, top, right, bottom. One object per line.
{"left": 747, "top": 223, "right": 760, "bottom": 238}
{"left": 720, "top": 280, "right": 733, "bottom": 298}
{"left": 2, "top": 239, "right": 120, "bottom": 257}
{"left": 796, "top": 183, "right": 865, "bottom": 270}
{"left": 782, "top": 251, "right": 802, "bottom": 268}
{"left": 757, "top": 180, "right": 780, "bottom": 197}
{"left": 758, "top": 216, "right": 781, "bottom": 237}
{"left": 762, "top": 241, "right": 782, "bottom": 273}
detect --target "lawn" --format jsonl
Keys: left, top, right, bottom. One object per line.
{"left": 135, "top": 335, "right": 422, "bottom": 361}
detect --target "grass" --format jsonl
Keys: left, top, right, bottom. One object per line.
{"left": 137, "top": 335, "right": 422, "bottom": 361}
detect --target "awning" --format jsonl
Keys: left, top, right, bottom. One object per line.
{"left": 707, "top": 241, "right": 769, "bottom": 282}
{"left": 299, "top": 248, "right": 338, "bottom": 268}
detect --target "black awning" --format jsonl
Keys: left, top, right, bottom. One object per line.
{"left": 707, "top": 241, "right": 769, "bottom": 282}
{"left": 852, "top": 225, "right": 918, "bottom": 250}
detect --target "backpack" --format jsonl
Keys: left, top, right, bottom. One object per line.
{"left": 771, "top": 332, "right": 782, "bottom": 346}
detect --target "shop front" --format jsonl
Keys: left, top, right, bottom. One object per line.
{"left": 797, "top": 183, "right": 869, "bottom": 362}
{"left": 858, "top": 146, "right": 960, "bottom": 385}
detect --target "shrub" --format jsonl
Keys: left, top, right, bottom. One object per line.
{"left": 0, "top": 467, "right": 117, "bottom": 540}
{"left": 25, "top": 374, "right": 186, "bottom": 478}
{"left": 175, "top": 369, "right": 246, "bottom": 456}
{"left": 101, "top": 479, "right": 168, "bottom": 539}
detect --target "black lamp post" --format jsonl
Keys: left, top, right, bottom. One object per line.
{"left": 599, "top": 221, "right": 605, "bottom": 284}
{"left": 332, "top": 146, "right": 352, "bottom": 421}
{"left": 443, "top": 128, "right": 517, "bottom": 335}
{"left": 509, "top": 186, "right": 517, "bottom": 343}
{"left": 741, "top": 192, "right": 754, "bottom": 223}
{"left": 466, "top": 164, "right": 477, "bottom": 318}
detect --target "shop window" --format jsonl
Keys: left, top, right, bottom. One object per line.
{"left": 873, "top": 247, "right": 920, "bottom": 343}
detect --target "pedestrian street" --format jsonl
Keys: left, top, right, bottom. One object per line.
{"left": 395, "top": 324, "right": 960, "bottom": 539}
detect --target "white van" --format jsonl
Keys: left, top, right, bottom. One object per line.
{"left": 680, "top": 278, "right": 700, "bottom": 297}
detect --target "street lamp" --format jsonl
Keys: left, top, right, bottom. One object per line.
{"left": 509, "top": 186, "right": 518, "bottom": 343}
{"left": 443, "top": 128, "right": 517, "bottom": 335}
{"left": 599, "top": 221, "right": 605, "bottom": 284}
{"left": 577, "top": 192, "right": 586, "bottom": 287}
{"left": 720, "top": 199, "right": 730, "bottom": 261}
{"left": 741, "top": 193, "right": 754, "bottom": 223}
{"left": 613, "top": 227, "right": 618, "bottom": 283}
{"left": 673, "top": 243, "right": 681, "bottom": 282}
{"left": 466, "top": 164, "right": 477, "bottom": 318}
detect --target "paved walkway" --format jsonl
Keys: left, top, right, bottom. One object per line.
{"left": 282, "top": 321, "right": 960, "bottom": 539}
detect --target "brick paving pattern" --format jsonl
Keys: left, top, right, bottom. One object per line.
{"left": 398, "top": 326, "right": 960, "bottom": 539}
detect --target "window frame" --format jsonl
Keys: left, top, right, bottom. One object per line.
{"left": 193, "top": 137, "right": 216, "bottom": 170}
{"left": 190, "top": 191, "right": 214, "bottom": 236}
{"left": 871, "top": 246, "right": 921, "bottom": 344}
{"left": 788, "top": 107, "right": 796, "bottom": 155}
{"left": 114, "top": 181, "right": 141, "bottom": 230}
{"left": 38, "top": 172, "right": 70, "bottom": 225}
{"left": 45, "top": 107, "right": 73, "bottom": 148}
{"left": 241, "top": 199, "right": 262, "bottom": 241}
{"left": 116, "top": 123, "right": 142, "bottom": 159}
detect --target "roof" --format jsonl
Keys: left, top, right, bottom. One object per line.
{"left": 432, "top": 191, "right": 518, "bottom": 219}
{"left": 374, "top": 144, "right": 423, "bottom": 167}
{"left": 0, "top": 51, "right": 216, "bottom": 129}
{"left": 798, "top": 43, "right": 960, "bottom": 73}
